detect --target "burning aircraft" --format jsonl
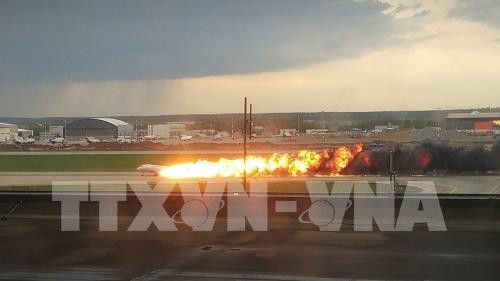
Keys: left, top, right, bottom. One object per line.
{"left": 157, "top": 144, "right": 363, "bottom": 179}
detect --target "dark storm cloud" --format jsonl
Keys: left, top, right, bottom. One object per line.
{"left": 0, "top": 0, "right": 394, "bottom": 82}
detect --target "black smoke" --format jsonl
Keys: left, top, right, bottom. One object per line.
{"left": 344, "top": 139, "right": 500, "bottom": 175}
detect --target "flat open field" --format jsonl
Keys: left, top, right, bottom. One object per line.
{"left": 0, "top": 153, "right": 244, "bottom": 172}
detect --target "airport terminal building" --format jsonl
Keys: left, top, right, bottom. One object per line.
{"left": 65, "top": 118, "right": 134, "bottom": 141}
{"left": 445, "top": 111, "right": 500, "bottom": 132}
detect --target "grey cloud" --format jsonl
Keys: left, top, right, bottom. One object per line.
{"left": 0, "top": 0, "right": 397, "bottom": 82}
{"left": 450, "top": 0, "right": 500, "bottom": 28}
{"left": 380, "top": 0, "right": 429, "bottom": 20}
{"left": 411, "top": 9, "right": 430, "bottom": 18}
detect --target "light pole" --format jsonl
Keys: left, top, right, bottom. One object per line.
{"left": 242, "top": 98, "right": 254, "bottom": 189}
{"left": 389, "top": 150, "right": 398, "bottom": 192}
{"left": 243, "top": 97, "right": 247, "bottom": 188}
{"left": 249, "top": 103, "right": 253, "bottom": 140}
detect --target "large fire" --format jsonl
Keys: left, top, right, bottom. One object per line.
{"left": 159, "top": 144, "right": 363, "bottom": 178}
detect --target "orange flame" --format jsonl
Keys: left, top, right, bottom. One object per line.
{"left": 159, "top": 144, "right": 363, "bottom": 179}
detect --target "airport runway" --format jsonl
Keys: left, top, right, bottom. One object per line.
{"left": 0, "top": 194, "right": 499, "bottom": 281}
{"left": 0, "top": 172, "right": 499, "bottom": 194}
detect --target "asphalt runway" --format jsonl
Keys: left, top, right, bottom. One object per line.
{"left": 0, "top": 193, "right": 499, "bottom": 281}
{"left": 0, "top": 172, "right": 499, "bottom": 194}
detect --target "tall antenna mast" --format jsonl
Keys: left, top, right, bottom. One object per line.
{"left": 249, "top": 103, "right": 253, "bottom": 140}
{"left": 243, "top": 97, "right": 247, "bottom": 188}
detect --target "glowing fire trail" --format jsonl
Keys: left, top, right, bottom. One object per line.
{"left": 159, "top": 144, "right": 363, "bottom": 179}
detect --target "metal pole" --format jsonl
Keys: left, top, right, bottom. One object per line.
{"left": 389, "top": 151, "right": 394, "bottom": 174}
{"left": 437, "top": 108, "right": 441, "bottom": 140}
{"left": 297, "top": 113, "right": 300, "bottom": 133}
{"left": 389, "top": 150, "right": 395, "bottom": 190}
{"left": 231, "top": 117, "right": 234, "bottom": 140}
{"left": 249, "top": 103, "right": 253, "bottom": 140}
{"left": 243, "top": 97, "right": 247, "bottom": 189}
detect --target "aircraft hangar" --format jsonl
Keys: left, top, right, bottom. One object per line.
{"left": 64, "top": 118, "right": 133, "bottom": 141}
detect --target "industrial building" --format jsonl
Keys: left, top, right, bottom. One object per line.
{"left": 445, "top": 111, "right": 500, "bottom": 132}
{"left": 279, "top": 128, "right": 298, "bottom": 136}
{"left": 0, "top": 123, "right": 18, "bottom": 142}
{"left": 147, "top": 123, "right": 186, "bottom": 139}
{"left": 49, "top": 126, "right": 65, "bottom": 138}
{"left": 17, "top": 129, "right": 33, "bottom": 139}
{"left": 65, "top": 118, "right": 133, "bottom": 141}
{"left": 39, "top": 126, "right": 65, "bottom": 140}
{"left": 305, "top": 129, "right": 328, "bottom": 135}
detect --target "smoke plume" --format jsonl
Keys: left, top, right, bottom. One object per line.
{"left": 345, "top": 139, "right": 500, "bottom": 175}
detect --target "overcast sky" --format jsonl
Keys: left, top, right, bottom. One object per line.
{"left": 1, "top": 0, "right": 500, "bottom": 117}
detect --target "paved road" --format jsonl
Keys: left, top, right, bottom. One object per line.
{"left": 0, "top": 172, "right": 498, "bottom": 194}
{"left": 0, "top": 195, "right": 498, "bottom": 281}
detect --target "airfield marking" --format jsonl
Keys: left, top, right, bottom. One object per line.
{"left": 133, "top": 270, "right": 388, "bottom": 281}
{"left": 490, "top": 183, "right": 500, "bottom": 194}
